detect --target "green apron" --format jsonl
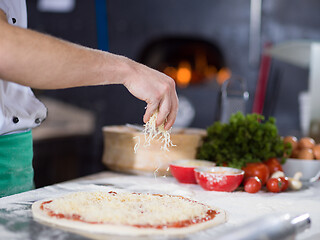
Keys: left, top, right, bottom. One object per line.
{"left": 0, "top": 130, "right": 34, "bottom": 197}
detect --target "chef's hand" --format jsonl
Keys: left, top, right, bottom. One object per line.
{"left": 123, "top": 59, "right": 178, "bottom": 130}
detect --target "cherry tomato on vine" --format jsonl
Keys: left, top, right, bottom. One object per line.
{"left": 244, "top": 177, "right": 262, "bottom": 193}
{"left": 242, "top": 163, "right": 270, "bottom": 185}
{"left": 279, "top": 176, "right": 289, "bottom": 191}
{"left": 266, "top": 178, "right": 282, "bottom": 193}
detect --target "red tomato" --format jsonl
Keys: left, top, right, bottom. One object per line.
{"left": 244, "top": 177, "right": 262, "bottom": 193}
{"left": 266, "top": 178, "right": 282, "bottom": 193}
{"left": 279, "top": 176, "right": 289, "bottom": 191}
{"left": 264, "top": 158, "right": 283, "bottom": 175}
{"left": 242, "top": 163, "right": 270, "bottom": 185}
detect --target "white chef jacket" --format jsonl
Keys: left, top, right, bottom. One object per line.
{"left": 0, "top": 0, "right": 47, "bottom": 135}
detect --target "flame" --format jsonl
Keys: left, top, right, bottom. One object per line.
{"left": 162, "top": 52, "right": 230, "bottom": 87}
{"left": 216, "top": 67, "right": 231, "bottom": 85}
{"left": 195, "top": 51, "right": 207, "bottom": 73}
{"left": 176, "top": 61, "right": 192, "bottom": 87}
{"left": 163, "top": 66, "right": 177, "bottom": 80}
{"left": 205, "top": 65, "right": 217, "bottom": 79}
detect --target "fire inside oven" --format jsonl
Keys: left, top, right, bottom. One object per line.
{"left": 139, "top": 37, "right": 230, "bottom": 88}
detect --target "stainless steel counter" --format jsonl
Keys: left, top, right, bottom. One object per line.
{"left": 0, "top": 171, "right": 319, "bottom": 240}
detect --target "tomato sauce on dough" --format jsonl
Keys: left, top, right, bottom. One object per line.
{"left": 39, "top": 193, "right": 218, "bottom": 229}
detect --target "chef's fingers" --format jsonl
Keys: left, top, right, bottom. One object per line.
{"left": 163, "top": 91, "right": 179, "bottom": 130}
{"left": 157, "top": 90, "right": 179, "bottom": 130}
{"left": 143, "top": 102, "right": 159, "bottom": 124}
{"left": 156, "top": 97, "right": 171, "bottom": 128}
{"left": 164, "top": 95, "right": 179, "bottom": 130}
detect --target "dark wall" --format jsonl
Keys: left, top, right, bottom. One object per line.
{"left": 27, "top": 0, "right": 97, "bottom": 48}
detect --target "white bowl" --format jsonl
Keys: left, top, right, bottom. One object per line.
{"left": 282, "top": 158, "right": 320, "bottom": 182}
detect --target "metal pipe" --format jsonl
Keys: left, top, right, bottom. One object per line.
{"left": 249, "top": 0, "right": 262, "bottom": 67}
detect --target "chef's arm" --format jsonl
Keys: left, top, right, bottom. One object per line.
{"left": 0, "top": 10, "right": 178, "bottom": 129}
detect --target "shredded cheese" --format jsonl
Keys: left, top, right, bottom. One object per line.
{"left": 43, "top": 191, "right": 212, "bottom": 226}
{"left": 133, "top": 136, "right": 140, "bottom": 154}
{"left": 134, "top": 111, "right": 175, "bottom": 153}
{"left": 132, "top": 111, "right": 175, "bottom": 177}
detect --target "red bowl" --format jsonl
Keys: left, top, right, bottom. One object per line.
{"left": 194, "top": 167, "right": 244, "bottom": 192}
{"left": 170, "top": 160, "right": 215, "bottom": 184}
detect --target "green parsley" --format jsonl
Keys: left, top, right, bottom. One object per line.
{"left": 196, "top": 112, "right": 292, "bottom": 169}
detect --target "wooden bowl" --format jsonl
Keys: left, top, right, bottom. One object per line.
{"left": 102, "top": 126, "right": 206, "bottom": 176}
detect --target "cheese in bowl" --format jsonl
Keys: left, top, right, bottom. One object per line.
{"left": 194, "top": 167, "right": 244, "bottom": 192}
{"left": 170, "top": 160, "right": 215, "bottom": 184}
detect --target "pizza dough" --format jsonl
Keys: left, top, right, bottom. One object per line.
{"left": 32, "top": 191, "right": 227, "bottom": 237}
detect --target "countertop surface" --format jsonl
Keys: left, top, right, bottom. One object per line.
{"left": 0, "top": 171, "right": 320, "bottom": 240}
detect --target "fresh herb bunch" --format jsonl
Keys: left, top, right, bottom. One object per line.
{"left": 197, "top": 112, "right": 292, "bottom": 169}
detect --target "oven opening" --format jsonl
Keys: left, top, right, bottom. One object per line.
{"left": 139, "top": 37, "right": 230, "bottom": 88}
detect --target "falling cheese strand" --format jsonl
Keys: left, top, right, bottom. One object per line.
{"left": 134, "top": 111, "right": 175, "bottom": 153}
{"left": 133, "top": 111, "right": 175, "bottom": 178}
{"left": 143, "top": 111, "right": 175, "bottom": 151}
{"left": 133, "top": 136, "right": 140, "bottom": 154}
